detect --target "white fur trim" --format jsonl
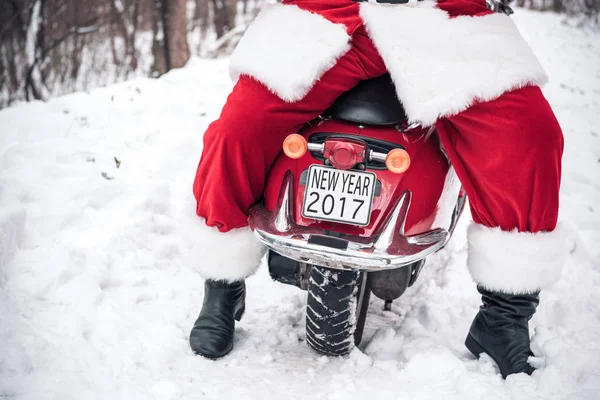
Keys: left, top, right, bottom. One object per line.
{"left": 229, "top": 3, "right": 351, "bottom": 102}
{"left": 178, "top": 197, "right": 265, "bottom": 282}
{"left": 360, "top": 1, "right": 548, "bottom": 125}
{"left": 467, "top": 223, "right": 566, "bottom": 294}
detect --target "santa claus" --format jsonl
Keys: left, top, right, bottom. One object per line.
{"left": 181, "top": 0, "right": 565, "bottom": 378}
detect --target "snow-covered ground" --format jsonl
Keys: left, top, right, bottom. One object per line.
{"left": 1, "top": 9, "right": 599, "bottom": 400}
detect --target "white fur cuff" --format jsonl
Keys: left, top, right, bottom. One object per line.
{"left": 229, "top": 3, "right": 351, "bottom": 102}
{"left": 467, "top": 223, "right": 567, "bottom": 294}
{"left": 178, "top": 199, "right": 266, "bottom": 282}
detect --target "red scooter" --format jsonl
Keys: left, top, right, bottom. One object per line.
{"left": 248, "top": 75, "right": 466, "bottom": 356}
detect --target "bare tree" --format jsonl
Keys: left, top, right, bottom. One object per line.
{"left": 212, "top": 0, "right": 237, "bottom": 38}
{"left": 190, "top": 0, "right": 210, "bottom": 54}
{"left": 166, "top": 0, "right": 190, "bottom": 68}
{"left": 584, "top": 0, "right": 600, "bottom": 24}
{"left": 553, "top": 0, "right": 564, "bottom": 12}
{"left": 110, "top": 0, "right": 141, "bottom": 75}
{"left": 25, "top": 0, "right": 46, "bottom": 100}
{"left": 150, "top": 0, "right": 167, "bottom": 75}
{"left": 151, "top": 0, "right": 189, "bottom": 74}
{"left": 0, "top": 0, "right": 268, "bottom": 108}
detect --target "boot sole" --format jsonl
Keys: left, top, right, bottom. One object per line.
{"left": 193, "top": 343, "right": 234, "bottom": 360}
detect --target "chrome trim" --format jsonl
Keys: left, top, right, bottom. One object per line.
{"left": 374, "top": 191, "right": 410, "bottom": 250}
{"left": 485, "top": 0, "right": 514, "bottom": 15}
{"left": 248, "top": 171, "right": 464, "bottom": 271}
{"left": 307, "top": 142, "right": 324, "bottom": 154}
{"left": 274, "top": 170, "right": 293, "bottom": 232}
{"left": 404, "top": 122, "right": 421, "bottom": 131}
{"left": 369, "top": 149, "right": 387, "bottom": 163}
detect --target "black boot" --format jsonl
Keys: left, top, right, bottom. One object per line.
{"left": 465, "top": 286, "right": 539, "bottom": 378}
{"left": 189, "top": 279, "right": 246, "bottom": 359}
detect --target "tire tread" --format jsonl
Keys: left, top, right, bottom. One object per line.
{"left": 305, "top": 267, "right": 360, "bottom": 356}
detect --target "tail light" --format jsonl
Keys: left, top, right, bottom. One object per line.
{"left": 295, "top": 133, "right": 410, "bottom": 174}
{"left": 385, "top": 148, "right": 411, "bottom": 174}
{"left": 323, "top": 138, "right": 366, "bottom": 170}
{"left": 282, "top": 133, "right": 308, "bottom": 159}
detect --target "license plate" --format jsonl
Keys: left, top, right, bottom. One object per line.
{"left": 302, "top": 165, "right": 376, "bottom": 226}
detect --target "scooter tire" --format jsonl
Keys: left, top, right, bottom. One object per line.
{"left": 305, "top": 266, "right": 367, "bottom": 356}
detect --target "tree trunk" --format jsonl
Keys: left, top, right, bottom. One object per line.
{"left": 193, "top": 0, "right": 210, "bottom": 31}
{"left": 212, "top": 0, "right": 237, "bottom": 39}
{"left": 151, "top": 0, "right": 167, "bottom": 75}
{"left": 192, "top": 0, "right": 210, "bottom": 54}
{"left": 166, "top": 0, "right": 190, "bottom": 69}
{"left": 25, "top": 0, "right": 45, "bottom": 101}
{"left": 552, "top": 0, "right": 563, "bottom": 13}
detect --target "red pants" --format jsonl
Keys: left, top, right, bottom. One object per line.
{"left": 193, "top": 27, "right": 563, "bottom": 235}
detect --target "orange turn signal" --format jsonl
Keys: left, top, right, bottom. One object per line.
{"left": 283, "top": 133, "right": 308, "bottom": 159}
{"left": 385, "top": 148, "right": 411, "bottom": 174}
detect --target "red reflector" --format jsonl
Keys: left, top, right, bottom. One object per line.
{"left": 323, "top": 138, "right": 366, "bottom": 170}
{"left": 330, "top": 148, "right": 356, "bottom": 170}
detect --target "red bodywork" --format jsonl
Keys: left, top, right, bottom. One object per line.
{"left": 263, "top": 118, "right": 451, "bottom": 237}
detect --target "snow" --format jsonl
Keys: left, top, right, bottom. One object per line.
{"left": 1, "top": 9, "right": 599, "bottom": 400}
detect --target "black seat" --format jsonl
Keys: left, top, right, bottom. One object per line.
{"left": 324, "top": 74, "right": 408, "bottom": 126}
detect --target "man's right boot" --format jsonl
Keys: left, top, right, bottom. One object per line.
{"left": 189, "top": 279, "right": 246, "bottom": 359}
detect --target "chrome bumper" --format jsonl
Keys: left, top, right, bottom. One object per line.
{"left": 248, "top": 171, "right": 464, "bottom": 271}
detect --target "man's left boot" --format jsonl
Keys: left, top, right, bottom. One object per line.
{"left": 464, "top": 223, "right": 566, "bottom": 378}
{"left": 465, "top": 286, "right": 539, "bottom": 378}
